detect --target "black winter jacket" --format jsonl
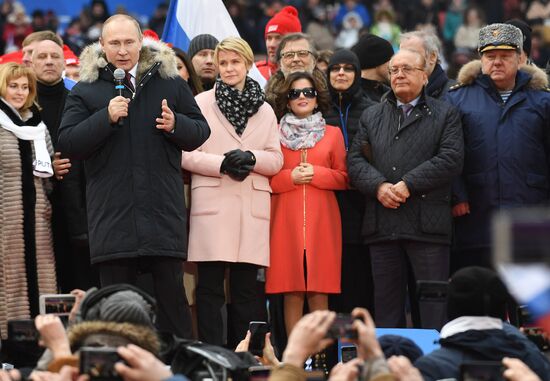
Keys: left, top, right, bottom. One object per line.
{"left": 326, "top": 50, "right": 376, "bottom": 244}
{"left": 57, "top": 40, "right": 210, "bottom": 264}
{"left": 347, "top": 90, "right": 464, "bottom": 245}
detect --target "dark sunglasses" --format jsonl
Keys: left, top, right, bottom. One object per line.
{"left": 288, "top": 87, "right": 317, "bottom": 100}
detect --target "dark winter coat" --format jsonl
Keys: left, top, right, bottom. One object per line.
{"left": 426, "top": 63, "right": 455, "bottom": 99}
{"left": 446, "top": 61, "right": 550, "bottom": 250}
{"left": 347, "top": 90, "right": 464, "bottom": 245}
{"left": 57, "top": 39, "right": 210, "bottom": 264}
{"left": 415, "top": 323, "right": 550, "bottom": 381}
{"left": 325, "top": 49, "right": 376, "bottom": 244}
{"left": 359, "top": 78, "right": 390, "bottom": 103}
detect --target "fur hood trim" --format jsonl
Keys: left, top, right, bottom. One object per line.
{"left": 68, "top": 321, "right": 160, "bottom": 355}
{"left": 456, "top": 60, "right": 548, "bottom": 90}
{"left": 79, "top": 37, "right": 178, "bottom": 83}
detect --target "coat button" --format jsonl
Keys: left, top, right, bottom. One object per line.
{"left": 421, "top": 194, "right": 426, "bottom": 198}
{"left": 392, "top": 166, "right": 396, "bottom": 171}
{"left": 395, "top": 136, "right": 399, "bottom": 140}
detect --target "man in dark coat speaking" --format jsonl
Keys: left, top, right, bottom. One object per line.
{"left": 348, "top": 49, "right": 463, "bottom": 330}
{"left": 57, "top": 14, "right": 210, "bottom": 338}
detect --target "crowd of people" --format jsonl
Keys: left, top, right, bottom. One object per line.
{"left": 0, "top": 0, "right": 549, "bottom": 380}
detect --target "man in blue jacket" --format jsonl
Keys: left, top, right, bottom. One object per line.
{"left": 447, "top": 23, "right": 550, "bottom": 269}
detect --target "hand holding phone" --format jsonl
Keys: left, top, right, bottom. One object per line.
{"left": 249, "top": 321, "right": 269, "bottom": 357}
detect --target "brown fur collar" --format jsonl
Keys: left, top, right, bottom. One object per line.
{"left": 68, "top": 321, "right": 160, "bottom": 355}
{"left": 456, "top": 60, "right": 549, "bottom": 90}
{"left": 79, "top": 37, "right": 178, "bottom": 83}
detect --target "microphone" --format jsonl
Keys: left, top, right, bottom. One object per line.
{"left": 113, "top": 68, "right": 126, "bottom": 127}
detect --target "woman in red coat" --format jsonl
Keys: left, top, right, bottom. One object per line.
{"left": 266, "top": 71, "right": 348, "bottom": 335}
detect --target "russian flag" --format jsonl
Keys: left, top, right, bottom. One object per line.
{"left": 162, "top": 0, "right": 266, "bottom": 87}
{"left": 499, "top": 264, "right": 550, "bottom": 333}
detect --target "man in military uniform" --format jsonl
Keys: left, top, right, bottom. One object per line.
{"left": 447, "top": 23, "right": 550, "bottom": 270}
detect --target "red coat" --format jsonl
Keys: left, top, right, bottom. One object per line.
{"left": 255, "top": 60, "right": 278, "bottom": 80}
{"left": 266, "top": 126, "right": 348, "bottom": 294}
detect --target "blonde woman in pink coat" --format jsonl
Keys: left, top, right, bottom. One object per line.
{"left": 182, "top": 37, "right": 283, "bottom": 347}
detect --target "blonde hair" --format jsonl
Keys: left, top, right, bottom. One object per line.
{"left": 214, "top": 37, "right": 254, "bottom": 68}
{"left": 0, "top": 62, "right": 37, "bottom": 111}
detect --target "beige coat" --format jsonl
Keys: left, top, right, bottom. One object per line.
{"left": 182, "top": 88, "right": 283, "bottom": 266}
{"left": 0, "top": 118, "right": 57, "bottom": 339}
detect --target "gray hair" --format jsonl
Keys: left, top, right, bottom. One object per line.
{"left": 276, "top": 32, "right": 318, "bottom": 63}
{"left": 400, "top": 30, "right": 442, "bottom": 62}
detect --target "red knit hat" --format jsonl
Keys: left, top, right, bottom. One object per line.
{"left": 264, "top": 6, "right": 302, "bottom": 38}
{"left": 63, "top": 44, "right": 79, "bottom": 66}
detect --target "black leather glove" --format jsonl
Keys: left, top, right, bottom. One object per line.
{"left": 223, "top": 149, "right": 256, "bottom": 169}
{"left": 225, "top": 164, "right": 254, "bottom": 182}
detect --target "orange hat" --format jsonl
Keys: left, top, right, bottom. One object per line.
{"left": 265, "top": 6, "right": 301, "bottom": 38}
{"left": 0, "top": 50, "right": 23, "bottom": 64}
{"left": 63, "top": 44, "right": 79, "bottom": 66}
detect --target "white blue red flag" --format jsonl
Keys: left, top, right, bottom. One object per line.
{"left": 162, "top": 0, "right": 267, "bottom": 87}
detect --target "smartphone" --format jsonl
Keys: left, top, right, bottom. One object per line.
{"left": 7, "top": 319, "right": 38, "bottom": 342}
{"left": 39, "top": 294, "right": 76, "bottom": 320}
{"left": 327, "top": 314, "right": 357, "bottom": 340}
{"left": 460, "top": 361, "right": 504, "bottom": 381}
{"left": 79, "top": 347, "right": 123, "bottom": 380}
{"left": 340, "top": 345, "right": 357, "bottom": 363}
{"left": 305, "top": 370, "right": 326, "bottom": 381}
{"left": 248, "top": 365, "right": 271, "bottom": 381}
{"left": 249, "top": 321, "right": 269, "bottom": 356}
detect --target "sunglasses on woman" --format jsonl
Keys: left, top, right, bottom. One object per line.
{"left": 287, "top": 87, "right": 317, "bottom": 100}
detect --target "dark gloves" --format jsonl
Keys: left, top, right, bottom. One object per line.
{"left": 224, "top": 149, "right": 256, "bottom": 168}
{"left": 220, "top": 149, "right": 256, "bottom": 182}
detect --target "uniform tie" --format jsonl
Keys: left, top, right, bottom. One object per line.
{"left": 400, "top": 103, "right": 413, "bottom": 117}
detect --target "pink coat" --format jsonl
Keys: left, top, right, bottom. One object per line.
{"left": 182, "top": 88, "right": 283, "bottom": 266}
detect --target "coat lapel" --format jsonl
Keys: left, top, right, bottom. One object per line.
{"left": 212, "top": 102, "right": 242, "bottom": 143}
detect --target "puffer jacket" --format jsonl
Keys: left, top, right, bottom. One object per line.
{"left": 347, "top": 90, "right": 464, "bottom": 245}
{"left": 57, "top": 39, "right": 210, "bottom": 264}
{"left": 446, "top": 61, "right": 550, "bottom": 250}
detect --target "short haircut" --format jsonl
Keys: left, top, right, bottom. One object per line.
{"left": 22, "top": 30, "right": 63, "bottom": 48}
{"left": 214, "top": 36, "right": 254, "bottom": 68}
{"left": 0, "top": 62, "right": 37, "bottom": 112}
{"left": 276, "top": 32, "right": 318, "bottom": 63}
{"left": 390, "top": 48, "right": 427, "bottom": 71}
{"left": 400, "top": 30, "right": 442, "bottom": 62}
{"left": 274, "top": 71, "right": 330, "bottom": 120}
{"left": 101, "top": 14, "right": 142, "bottom": 40}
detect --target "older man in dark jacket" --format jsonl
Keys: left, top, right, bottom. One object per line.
{"left": 57, "top": 15, "right": 210, "bottom": 339}
{"left": 447, "top": 23, "right": 550, "bottom": 270}
{"left": 348, "top": 49, "right": 463, "bottom": 329}
{"left": 325, "top": 49, "right": 375, "bottom": 314}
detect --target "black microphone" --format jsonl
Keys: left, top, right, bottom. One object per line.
{"left": 113, "top": 68, "right": 126, "bottom": 127}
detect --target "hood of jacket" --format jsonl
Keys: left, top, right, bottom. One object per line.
{"left": 327, "top": 49, "right": 362, "bottom": 106}
{"left": 456, "top": 60, "right": 549, "bottom": 90}
{"left": 79, "top": 37, "right": 178, "bottom": 83}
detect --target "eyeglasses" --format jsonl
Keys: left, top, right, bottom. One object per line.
{"left": 329, "top": 65, "right": 355, "bottom": 73}
{"left": 388, "top": 66, "right": 425, "bottom": 76}
{"left": 288, "top": 87, "right": 317, "bottom": 100}
{"left": 280, "top": 50, "right": 312, "bottom": 61}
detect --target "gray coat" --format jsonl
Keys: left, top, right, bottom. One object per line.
{"left": 347, "top": 91, "right": 464, "bottom": 245}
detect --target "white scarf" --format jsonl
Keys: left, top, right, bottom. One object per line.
{"left": 0, "top": 102, "right": 53, "bottom": 178}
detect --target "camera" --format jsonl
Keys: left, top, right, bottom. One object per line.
{"left": 39, "top": 294, "right": 76, "bottom": 325}
{"left": 327, "top": 314, "right": 359, "bottom": 340}
{"left": 7, "top": 319, "right": 38, "bottom": 342}
{"left": 460, "top": 361, "right": 504, "bottom": 381}
{"left": 248, "top": 321, "right": 269, "bottom": 356}
{"left": 79, "top": 347, "right": 124, "bottom": 381}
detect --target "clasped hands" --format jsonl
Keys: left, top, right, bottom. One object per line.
{"left": 377, "top": 181, "right": 410, "bottom": 209}
{"left": 291, "top": 162, "right": 314, "bottom": 184}
{"left": 220, "top": 149, "right": 256, "bottom": 181}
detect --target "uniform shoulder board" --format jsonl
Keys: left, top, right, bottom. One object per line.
{"left": 449, "top": 82, "right": 466, "bottom": 91}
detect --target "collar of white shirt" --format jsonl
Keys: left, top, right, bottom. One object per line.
{"left": 127, "top": 64, "right": 138, "bottom": 88}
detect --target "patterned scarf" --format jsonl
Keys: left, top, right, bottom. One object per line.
{"left": 215, "top": 76, "right": 265, "bottom": 136}
{"left": 279, "top": 112, "right": 326, "bottom": 151}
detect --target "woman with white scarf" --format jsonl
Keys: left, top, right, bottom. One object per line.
{"left": 0, "top": 62, "right": 57, "bottom": 339}
{"left": 266, "top": 71, "right": 348, "bottom": 336}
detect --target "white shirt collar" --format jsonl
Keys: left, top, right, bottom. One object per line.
{"left": 439, "top": 316, "right": 503, "bottom": 339}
